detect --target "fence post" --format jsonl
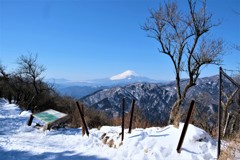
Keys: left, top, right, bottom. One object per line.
{"left": 76, "top": 101, "right": 89, "bottom": 136}
{"left": 176, "top": 100, "right": 195, "bottom": 153}
{"left": 27, "top": 114, "right": 34, "bottom": 126}
{"left": 81, "top": 103, "right": 86, "bottom": 136}
{"left": 27, "top": 105, "right": 37, "bottom": 126}
{"left": 128, "top": 99, "right": 135, "bottom": 134}
{"left": 217, "top": 67, "right": 222, "bottom": 158}
{"left": 122, "top": 97, "right": 125, "bottom": 141}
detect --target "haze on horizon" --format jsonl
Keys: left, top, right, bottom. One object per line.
{"left": 0, "top": 0, "right": 239, "bottom": 81}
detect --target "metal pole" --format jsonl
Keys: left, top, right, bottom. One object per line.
{"left": 217, "top": 67, "right": 222, "bottom": 158}
{"left": 176, "top": 100, "right": 195, "bottom": 153}
{"left": 128, "top": 99, "right": 136, "bottom": 134}
{"left": 122, "top": 97, "right": 125, "bottom": 141}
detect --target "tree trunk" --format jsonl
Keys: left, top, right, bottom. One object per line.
{"left": 168, "top": 99, "right": 182, "bottom": 125}
{"left": 222, "top": 106, "right": 228, "bottom": 132}
{"left": 168, "top": 81, "right": 193, "bottom": 125}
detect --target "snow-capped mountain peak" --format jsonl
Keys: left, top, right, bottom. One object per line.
{"left": 110, "top": 70, "right": 139, "bottom": 80}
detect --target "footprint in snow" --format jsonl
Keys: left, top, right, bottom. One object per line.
{"left": 160, "top": 146, "right": 172, "bottom": 158}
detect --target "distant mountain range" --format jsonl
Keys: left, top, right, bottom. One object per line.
{"left": 46, "top": 70, "right": 165, "bottom": 98}
{"left": 47, "top": 71, "right": 239, "bottom": 124}
{"left": 80, "top": 75, "right": 239, "bottom": 124}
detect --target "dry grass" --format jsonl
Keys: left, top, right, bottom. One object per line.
{"left": 173, "top": 112, "right": 182, "bottom": 128}
{"left": 219, "top": 131, "right": 240, "bottom": 160}
{"left": 111, "top": 106, "right": 151, "bottom": 129}
{"left": 69, "top": 103, "right": 111, "bottom": 128}
{"left": 173, "top": 108, "right": 187, "bottom": 128}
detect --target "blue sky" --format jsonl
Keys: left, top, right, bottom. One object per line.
{"left": 0, "top": 0, "right": 239, "bottom": 81}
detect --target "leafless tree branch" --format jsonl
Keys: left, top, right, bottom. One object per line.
{"left": 143, "top": 0, "right": 224, "bottom": 124}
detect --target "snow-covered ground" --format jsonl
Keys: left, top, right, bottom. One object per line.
{"left": 0, "top": 98, "right": 218, "bottom": 160}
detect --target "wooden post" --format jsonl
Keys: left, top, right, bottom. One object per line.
{"left": 176, "top": 100, "right": 195, "bottom": 153}
{"left": 27, "top": 114, "right": 34, "bottom": 126}
{"left": 122, "top": 97, "right": 125, "bottom": 141}
{"left": 76, "top": 101, "right": 89, "bottom": 136}
{"left": 43, "top": 123, "right": 50, "bottom": 131}
{"left": 81, "top": 103, "right": 85, "bottom": 136}
{"left": 27, "top": 105, "right": 37, "bottom": 126}
{"left": 128, "top": 99, "right": 135, "bottom": 134}
{"left": 217, "top": 67, "right": 222, "bottom": 158}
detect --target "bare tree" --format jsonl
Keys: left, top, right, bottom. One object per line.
{"left": 0, "top": 63, "right": 7, "bottom": 98}
{"left": 0, "top": 63, "right": 13, "bottom": 102}
{"left": 17, "top": 53, "right": 46, "bottom": 110}
{"left": 0, "top": 63, "right": 9, "bottom": 78}
{"left": 143, "top": 0, "right": 224, "bottom": 124}
{"left": 221, "top": 88, "right": 239, "bottom": 129}
{"left": 17, "top": 53, "right": 45, "bottom": 95}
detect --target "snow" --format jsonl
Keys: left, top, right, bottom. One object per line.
{"left": 0, "top": 98, "right": 218, "bottom": 160}
{"left": 110, "top": 70, "right": 138, "bottom": 80}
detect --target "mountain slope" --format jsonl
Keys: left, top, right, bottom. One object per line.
{"left": 81, "top": 83, "right": 177, "bottom": 123}
{"left": 81, "top": 74, "right": 239, "bottom": 124}
{"left": 59, "top": 86, "right": 107, "bottom": 99}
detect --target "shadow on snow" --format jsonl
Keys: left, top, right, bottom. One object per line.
{"left": 0, "top": 147, "right": 109, "bottom": 160}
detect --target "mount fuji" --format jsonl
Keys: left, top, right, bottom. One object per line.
{"left": 48, "top": 70, "right": 163, "bottom": 98}
{"left": 110, "top": 70, "right": 141, "bottom": 80}
{"left": 92, "top": 70, "right": 160, "bottom": 86}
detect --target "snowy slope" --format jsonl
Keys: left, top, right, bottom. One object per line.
{"left": 0, "top": 98, "right": 218, "bottom": 160}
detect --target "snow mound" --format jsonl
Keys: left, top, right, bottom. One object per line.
{"left": 110, "top": 70, "right": 138, "bottom": 80}
{"left": 0, "top": 98, "right": 8, "bottom": 105}
{"left": 19, "top": 110, "right": 32, "bottom": 117}
{"left": 184, "top": 123, "right": 212, "bottom": 142}
{"left": 0, "top": 98, "right": 218, "bottom": 160}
